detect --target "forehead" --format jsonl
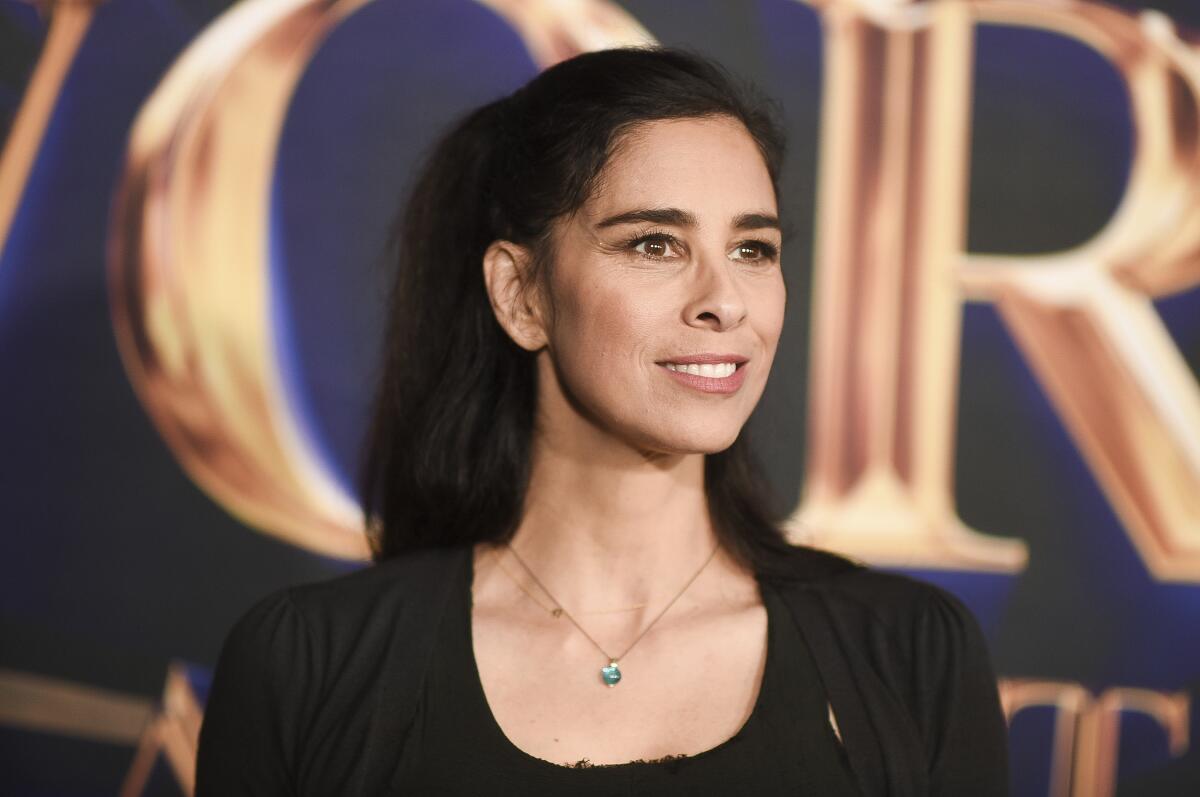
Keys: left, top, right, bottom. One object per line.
{"left": 583, "top": 117, "right": 777, "bottom": 223}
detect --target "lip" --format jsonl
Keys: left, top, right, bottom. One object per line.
{"left": 656, "top": 358, "right": 749, "bottom": 395}
{"left": 655, "top": 353, "right": 750, "bottom": 365}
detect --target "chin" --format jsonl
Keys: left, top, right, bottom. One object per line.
{"left": 648, "top": 422, "right": 743, "bottom": 456}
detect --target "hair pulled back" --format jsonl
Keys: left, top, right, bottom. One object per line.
{"left": 360, "top": 45, "right": 821, "bottom": 581}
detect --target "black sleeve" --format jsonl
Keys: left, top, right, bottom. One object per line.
{"left": 912, "top": 587, "right": 1010, "bottom": 796}
{"left": 195, "top": 589, "right": 314, "bottom": 796}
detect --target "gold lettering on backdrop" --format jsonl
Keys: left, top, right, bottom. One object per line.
{"left": 791, "top": 0, "right": 1028, "bottom": 570}
{"left": 792, "top": 0, "right": 1200, "bottom": 582}
{"left": 959, "top": 2, "right": 1200, "bottom": 582}
{"left": 960, "top": 3, "right": 1200, "bottom": 583}
{"left": 0, "top": 0, "right": 105, "bottom": 263}
{"left": 1000, "top": 680, "right": 1093, "bottom": 797}
{"left": 117, "top": 663, "right": 203, "bottom": 797}
{"left": 107, "top": 0, "right": 651, "bottom": 558}
{"left": 999, "top": 679, "right": 1191, "bottom": 797}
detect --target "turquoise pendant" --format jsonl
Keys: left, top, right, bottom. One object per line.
{"left": 600, "top": 660, "right": 622, "bottom": 687}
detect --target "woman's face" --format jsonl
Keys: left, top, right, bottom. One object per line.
{"left": 533, "top": 116, "right": 786, "bottom": 455}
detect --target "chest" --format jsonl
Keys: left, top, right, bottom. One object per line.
{"left": 470, "top": 600, "right": 769, "bottom": 766}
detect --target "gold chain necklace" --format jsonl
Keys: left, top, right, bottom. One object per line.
{"left": 499, "top": 542, "right": 720, "bottom": 688}
{"left": 489, "top": 551, "right": 647, "bottom": 615}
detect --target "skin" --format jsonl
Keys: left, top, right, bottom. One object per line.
{"left": 476, "top": 116, "right": 787, "bottom": 766}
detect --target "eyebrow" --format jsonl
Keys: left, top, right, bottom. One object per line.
{"left": 594, "top": 207, "right": 781, "bottom": 232}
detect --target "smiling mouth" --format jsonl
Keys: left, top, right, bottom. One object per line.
{"left": 660, "top": 361, "right": 742, "bottom": 378}
{"left": 655, "top": 359, "right": 750, "bottom": 398}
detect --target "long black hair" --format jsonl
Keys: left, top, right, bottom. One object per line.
{"left": 359, "top": 46, "right": 841, "bottom": 582}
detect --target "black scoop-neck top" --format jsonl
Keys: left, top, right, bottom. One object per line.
{"left": 196, "top": 544, "right": 1011, "bottom": 795}
{"left": 394, "top": 551, "right": 862, "bottom": 794}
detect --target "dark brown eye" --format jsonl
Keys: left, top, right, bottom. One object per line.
{"left": 638, "top": 239, "right": 669, "bottom": 257}
{"left": 730, "top": 240, "right": 779, "bottom": 263}
{"left": 631, "top": 233, "right": 682, "bottom": 260}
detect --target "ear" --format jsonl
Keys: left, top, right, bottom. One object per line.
{"left": 482, "top": 240, "right": 547, "bottom": 352}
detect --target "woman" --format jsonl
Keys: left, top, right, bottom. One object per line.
{"left": 195, "top": 46, "right": 1008, "bottom": 795}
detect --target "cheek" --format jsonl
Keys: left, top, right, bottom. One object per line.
{"left": 752, "top": 280, "right": 787, "bottom": 350}
{"left": 555, "top": 277, "right": 659, "bottom": 363}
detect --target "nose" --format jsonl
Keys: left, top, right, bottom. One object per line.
{"left": 682, "top": 251, "right": 747, "bottom": 331}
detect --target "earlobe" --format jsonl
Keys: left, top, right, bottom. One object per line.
{"left": 482, "top": 240, "right": 546, "bottom": 352}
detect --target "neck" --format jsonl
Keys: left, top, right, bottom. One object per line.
{"left": 511, "top": 439, "right": 719, "bottom": 611}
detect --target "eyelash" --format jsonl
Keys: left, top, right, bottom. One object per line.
{"left": 622, "top": 229, "right": 780, "bottom": 264}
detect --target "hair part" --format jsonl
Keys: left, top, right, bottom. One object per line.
{"left": 359, "top": 45, "right": 834, "bottom": 582}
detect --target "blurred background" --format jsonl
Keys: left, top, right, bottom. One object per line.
{"left": 2, "top": 0, "right": 1199, "bottom": 794}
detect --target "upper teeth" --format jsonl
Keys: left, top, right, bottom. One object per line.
{"left": 665, "top": 362, "right": 738, "bottom": 378}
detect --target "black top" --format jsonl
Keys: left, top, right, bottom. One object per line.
{"left": 195, "top": 543, "right": 1009, "bottom": 796}
{"left": 393, "top": 548, "right": 862, "bottom": 794}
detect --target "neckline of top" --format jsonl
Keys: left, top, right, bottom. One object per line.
{"left": 458, "top": 547, "right": 777, "bottom": 771}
